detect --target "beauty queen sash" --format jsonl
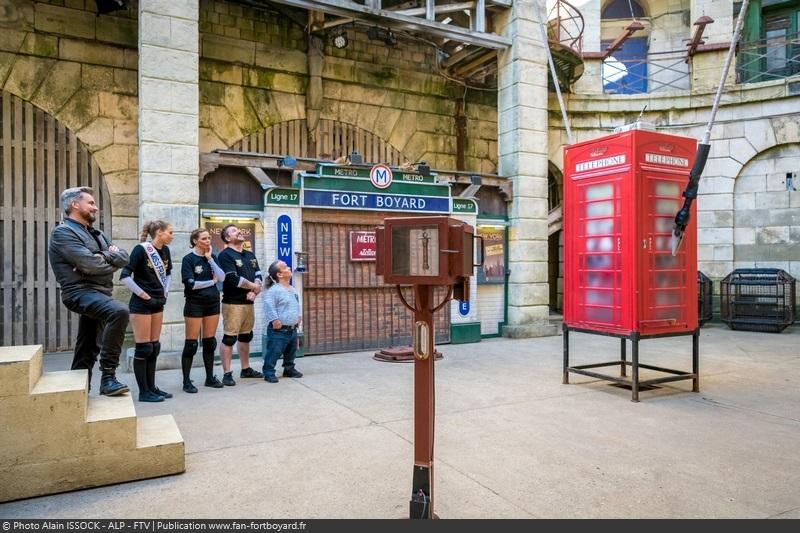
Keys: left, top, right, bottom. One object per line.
{"left": 140, "top": 242, "right": 168, "bottom": 290}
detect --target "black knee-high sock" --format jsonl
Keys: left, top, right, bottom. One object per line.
{"left": 133, "top": 342, "right": 153, "bottom": 394}
{"left": 182, "top": 339, "right": 199, "bottom": 384}
{"left": 202, "top": 337, "right": 217, "bottom": 379}
{"left": 146, "top": 341, "right": 161, "bottom": 392}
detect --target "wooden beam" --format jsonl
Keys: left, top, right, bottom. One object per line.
{"left": 394, "top": 2, "right": 476, "bottom": 18}
{"left": 452, "top": 49, "right": 495, "bottom": 77}
{"left": 266, "top": 0, "right": 512, "bottom": 49}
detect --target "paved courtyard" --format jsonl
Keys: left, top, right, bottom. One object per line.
{"left": 1, "top": 323, "right": 799, "bottom": 519}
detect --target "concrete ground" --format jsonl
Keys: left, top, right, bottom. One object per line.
{"left": 1, "top": 323, "right": 799, "bottom": 519}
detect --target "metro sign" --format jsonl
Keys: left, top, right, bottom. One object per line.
{"left": 370, "top": 164, "right": 393, "bottom": 189}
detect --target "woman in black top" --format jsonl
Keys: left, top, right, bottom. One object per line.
{"left": 120, "top": 220, "right": 174, "bottom": 403}
{"left": 180, "top": 228, "right": 226, "bottom": 393}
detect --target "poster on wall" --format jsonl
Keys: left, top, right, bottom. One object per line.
{"left": 477, "top": 226, "right": 505, "bottom": 284}
{"left": 205, "top": 221, "right": 257, "bottom": 255}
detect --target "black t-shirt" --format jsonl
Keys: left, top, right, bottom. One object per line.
{"left": 218, "top": 247, "right": 262, "bottom": 305}
{"left": 181, "top": 252, "right": 221, "bottom": 303}
{"left": 119, "top": 244, "right": 172, "bottom": 298}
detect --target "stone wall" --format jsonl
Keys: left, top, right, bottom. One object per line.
{"left": 0, "top": 0, "right": 140, "bottom": 248}
{"left": 197, "top": 0, "right": 498, "bottom": 173}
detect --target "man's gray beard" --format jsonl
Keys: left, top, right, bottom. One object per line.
{"left": 86, "top": 212, "right": 97, "bottom": 224}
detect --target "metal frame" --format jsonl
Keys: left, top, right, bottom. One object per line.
{"left": 562, "top": 325, "right": 700, "bottom": 402}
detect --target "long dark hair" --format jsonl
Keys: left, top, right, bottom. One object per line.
{"left": 265, "top": 260, "right": 282, "bottom": 288}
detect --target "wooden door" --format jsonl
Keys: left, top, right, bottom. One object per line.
{"left": 0, "top": 91, "right": 112, "bottom": 351}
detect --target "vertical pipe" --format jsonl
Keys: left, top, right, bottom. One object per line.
{"left": 631, "top": 335, "right": 639, "bottom": 402}
{"left": 426, "top": 0, "right": 435, "bottom": 21}
{"left": 692, "top": 329, "right": 700, "bottom": 392}
{"left": 562, "top": 325, "right": 569, "bottom": 384}
{"left": 475, "top": 0, "right": 486, "bottom": 33}
{"left": 411, "top": 285, "right": 435, "bottom": 519}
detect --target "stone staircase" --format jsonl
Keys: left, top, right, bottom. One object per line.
{"left": 0, "top": 345, "right": 185, "bottom": 503}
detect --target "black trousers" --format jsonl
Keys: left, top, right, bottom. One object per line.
{"left": 64, "top": 290, "right": 130, "bottom": 376}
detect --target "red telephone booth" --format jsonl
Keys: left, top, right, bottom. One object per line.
{"left": 562, "top": 127, "right": 700, "bottom": 401}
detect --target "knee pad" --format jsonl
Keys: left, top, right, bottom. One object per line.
{"left": 237, "top": 331, "right": 253, "bottom": 344}
{"left": 134, "top": 342, "right": 153, "bottom": 361}
{"left": 150, "top": 341, "right": 161, "bottom": 360}
{"left": 221, "top": 334, "right": 237, "bottom": 347}
{"left": 182, "top": 339, "right": 199, "bottom": 358}
{"left": 202, "top": 337, "right": 217, "bottom": 352}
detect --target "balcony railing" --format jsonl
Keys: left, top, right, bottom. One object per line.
{"left": 602, "top": 49, "right": 690, "bottom": 94}
{"left": 737, "top": 32, "right": 800, "bottom": 84}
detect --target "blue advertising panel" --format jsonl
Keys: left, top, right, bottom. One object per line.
{"left": 276, "top": 214, "right": 292, "bottom": 269}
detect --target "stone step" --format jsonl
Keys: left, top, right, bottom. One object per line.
{"left": 85, "top": 394, "right": 137, "bottom": 451}
{"left": 0, "top": 415, "right": 185, "bottom": 503}
{"left": 0, "top": 345, "right": 43, "bottom": 398}
{"left": 0, "top": 370, "right": 90, "bottom": 468}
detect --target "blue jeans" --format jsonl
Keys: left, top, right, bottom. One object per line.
{"left": 262, "top": 328, "right": 298, "bottom": 378}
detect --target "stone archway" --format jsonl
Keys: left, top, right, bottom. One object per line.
{"left": 0, "top": 90, "right": 113, "bottom": 351}
{"left": 232, "top": 118, "right": 409, "bottom": 165}
{"left": 733, "top": 143, "right": 800, "bottom": 280}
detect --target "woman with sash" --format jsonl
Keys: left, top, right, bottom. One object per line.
{"left": 180, "top": 228, "right": 225, "bottom": 393}
{"left": 120, "top": 220, "right": 174, "bottom": 403}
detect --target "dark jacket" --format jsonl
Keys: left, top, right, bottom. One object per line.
{"left": 48, "top": 218, "right": 129, "bottom": 299}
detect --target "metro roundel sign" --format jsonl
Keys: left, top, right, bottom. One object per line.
{"left": 370, "top": 164, "right": 393, "bottom": 189}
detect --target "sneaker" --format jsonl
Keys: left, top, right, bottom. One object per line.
{"left": 152, "top": 387, "right": 173, "bottom": 399}
{"left": 282, "top": 368, "right": 303, "bottom": 378}
{"left": 264, "top": 375, "right": 279, "bottom": 383}
{"left": 204, "top": 375, "right": 224, "bottom": 388}
{"left": 222, "top": 372, "right": 236, "bottom": 386}
{"left": 138, "top": 390, "right": 165, "bottom": 403}
{"left": 99, "top": 375, "right": 129, "bottom": 396}
{"left": 183, "top": 381, "right": 198, "bottom": 394}
{"left": 240, "top": 367, "right": 263, "bottom": 378}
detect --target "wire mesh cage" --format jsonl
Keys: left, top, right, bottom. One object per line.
{"left": 720, "top": 269, "right": 796, "bottom": 333}
{"left": 698, "top": 271, "right": 713, "bottom": 327}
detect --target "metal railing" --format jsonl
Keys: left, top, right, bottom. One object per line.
{"left": 736, "top": 32, "right": 800, "bottom": 84}
{"left": 602, "top": 49, "right": 690, "bottom": 94}
{"left": 548, "top": 0, "right": 584, "bottom": 56}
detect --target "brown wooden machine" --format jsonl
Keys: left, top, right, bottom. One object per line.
{"left": 376, "top": 216, "right": 481, "bottom": 519}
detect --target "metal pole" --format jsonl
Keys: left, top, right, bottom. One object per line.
{"left": 410, "top": 285, "right": 435, "bottom": 519}
{"left": 534, "top": 0, "right": 574, "bottom": 145}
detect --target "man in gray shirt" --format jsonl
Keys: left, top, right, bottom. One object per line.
{"left": 262, "top": 260, "right": 302, "bottom": 383}
{"left": 48, "top": 187, "right": 130, "bottom": 396}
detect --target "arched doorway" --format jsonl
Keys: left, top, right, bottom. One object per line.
{"left": 0, "top": 91, "right": 112, "bottom": 351}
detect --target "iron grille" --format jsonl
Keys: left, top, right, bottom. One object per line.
{"left": 720, "top": 269, "right": 796, "bottom": 333}
{"left": 698, "top": 271, "right": 713, "bottom": 327}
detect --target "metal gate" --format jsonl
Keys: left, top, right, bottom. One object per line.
{"left": 0, "top": 91, "right": 112, "bottom": 351}
{"left": 302, "top": 212, "right": 451, "bottom": 354}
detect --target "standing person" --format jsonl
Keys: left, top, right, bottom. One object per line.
{"left": 180, "top": 228, "right": 226, "bottom": 392}
{"left": 262, "top": 260, "right": 302, "bottom": 383}
{"left": 217, "top": 224, "right": 264, "bottom": 385}
{"left": 48, "top": 187, "right": 130, "bottom": 396}
{"left": 120, "top": 220, "right": 174, "bottom": 403}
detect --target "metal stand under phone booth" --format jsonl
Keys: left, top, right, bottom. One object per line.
{"left": 376, "top": 216, "right": 482, "bottom": 519}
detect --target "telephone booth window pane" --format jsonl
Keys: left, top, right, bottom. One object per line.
{"left": 391, "top": 225, "right": 440, "bottom": 277}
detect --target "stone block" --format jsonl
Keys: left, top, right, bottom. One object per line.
{"left": 755, "top": 191, "right": 790, "bottom": 209}
{"left": 498, "top": 128, "right": 548, "bottom": 156}
{"left": 223, "top": 84, "right": 261, "bottom": 133}
{"left": 507, "top": 238, "right": 548, "bottom": 263}
{"left": 99, "top": 92, "right": 136, "bottom": 120}
{"left": 771, "top": 115, "right": 800, "bottom": 146}
{"left": 140, "top": 0, "right": 199, "bottom": 20}
{"left": 321, "top": 57, "right": 356, "bottom": 83}
{"left": 58, "top": 89, "right": 100, "bottom": 131}
{"left": 113, "top": 119, "right": 137, "bottom": 145}
{"left": 401, "top": 131, "right": 427, "bottom": 162}
{"left": 29, "top": 59, "right": 81, "bottom": 114}
{"left": 124, "top": 49, "right": 138, "bottom": 70}
{"left": 139, "top": 175, "right": 200, "bottom": 207}
{"left": 729, "top": 138, "right": 758, "bottom": 166}
{"left": 200, "top": 104, "right": 241, "bottom": 147}
{"left": 34, "top": 3, "right": 96, "bottom": 40}
{"left": 201, "top": 34, "right": 254, "bottom": 65}
{"left": 696, "top": 193, "right": 732, "bottom": 211}
{"left": 20, "top": 33, "right": 58, "bottom": 58}
{"left": 200, "top": 59, "right": 242, "bottom": 85}
{"left": 82, "top": 64, "right": 114, "bottom": 91}
{"left": 713, "top": 245, "right": 733, "bottom": 261}
{"left": 371, "top": 107, "right": 402, "bottom": 142}
{"left": 735, "top": 174, "right": 767, "bottom": 193}
{"left": 243, "top": 87, "right": 280, "bottom": 128}
{"left": 93, "top": 144, "right": 131, "bottom": 174}
{"left": 140, "top": 46, "right": 198, "bottom": 83}
{"left": 733, "top": 193, "right": 755, "bottom": 210}
{"left": 756, "top": 226, "right": 790, "bottom": 245}
{"left": 104, "top": 169, "right": 138, "bottom": 196}
{"left": 141, "top": 110, "right": 198, "bottom": 145}
{"left": 0, "top": 345, "right": 42, "bottom": 398}
{"left": 59, "top": 38, "right": 124, "bottom": 68}
{"left": 271, "top": 72, "right": 304, "bottom": 94}
{"left": 499, "top": 153, "right": 549, "bottom": 183}
{"left": 76, "top": 117, "right": 114, "bottom": 151}
{"left": 505, "top": 303, "right": 552, "bottom": 326}
{"left": 507, "top": 281, "right": 549, "bottom": 307}
{"left": 253, "top": 44, "right": 307, "bottom": 74}
{"left": 96, "top": 15, "right": 137, "bottom": 48}
{"left": 4, "top": 55, "right": 55, "bottom": 100}
{"left": 697, "top": 227, "right": 732, "bottom": 245}
{"left": 507, "top": 261, "right": 548, "bottom": 285}
{"left": 113, "top": 68, "right": 137, "bottom": 95}
{"left": 733, "top": 227, "right": 756, "bottom": 245}
{"left": 269, "top": 91, "right": 303, "bottom": 122}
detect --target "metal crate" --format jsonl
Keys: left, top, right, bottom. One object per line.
{"left": 720, "top": 269, "right": 796, "bottom": 333}
{"left": 698, "top": 271, "right": 713, "bottom": 327}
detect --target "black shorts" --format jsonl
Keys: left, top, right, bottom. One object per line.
{"left": 129, "top": 294, "right": 166, "bottom": 315}
{"left": 184, "top": 298, "right": 221, "bottom": 318}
